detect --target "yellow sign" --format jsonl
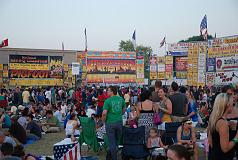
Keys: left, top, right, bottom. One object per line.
{"left": 0, "top": 64, "right": 3, "bottom": 70}
{"left": 9, "top": 79, "right": 63, "bottom": 86}
{"left": 9, "top": 63, "right": 49, "bottom": 70}
{"left": 158, "top": 72, "right": 165, "bottom": 79}
{"left": 165, "top": 56, "right": 173, "bottom": 64}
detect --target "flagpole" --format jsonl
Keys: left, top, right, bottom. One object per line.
{"left": 62, "top": 42, "right": 65, "bottom": 87}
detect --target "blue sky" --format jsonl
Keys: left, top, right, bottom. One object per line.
{"left": 0, "top": 0, "right": 237, "bottom": 55}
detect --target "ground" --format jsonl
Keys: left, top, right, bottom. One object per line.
{"left": 25, "top": 130, "right": 206, "bottom": 159}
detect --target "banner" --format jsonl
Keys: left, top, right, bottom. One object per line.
{"left": 206, "top": 73, "right": 215, "bottom": 86}
{"left": 168, "top": 42, "right": 192, "bottom": 56}
{"left": 9, "top": 79, "right": 63, "bottom": 86}
{"left": 72, "top": 62, "right": 80, "bottom": 75}
{"left": 176, "top": 72, "right": 187, "bottom": 79}
{"left": 158, "top": 57, "right": 165, "bottom": 72}
{"left": 206, "top": 58, "right": 216, "bottom": 72}
{"left": 9, "top": 55, "right": 49, "bottom": 70}
{"left": 158, "top": 72, "right": 165, "bottom": 79}
{"left": 150, "top": 56, "right": 157, "bottom": 80}
{"left": 49, "top": 56, "right": 63, "bottom": 78}
{"left": 215, "top": 72, "right": 238, "bottom": 85}
{"left": 136, "top": 58, "right": 144, "bottom": 79}
{"left": 9, "top": 70, "right": 49, "bottom": 78}
{"left": 87, "top": 74, "right": 136, "bottom": 83}
{"left": 87, "top": 59, "right": 136, "bottom": 74}
{"left": 175, "top": 57, "right": 188, "bottom": 71}
{"left": 216, "top": 56, "right": 238, "bottom": 72}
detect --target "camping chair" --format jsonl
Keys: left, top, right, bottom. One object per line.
{"left": 78, "top": 117, "right": 100, "bottom": 152}
{"left": 163, "top": 122, "right": 182, "bottom": 145}
{"left": 121, "top": 126, "right": 150, "bottom": 160}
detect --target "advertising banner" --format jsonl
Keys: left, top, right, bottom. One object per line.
{"left": 87, "top": 74, "right": 136, "bottom": 83}
{"left": 9, "top": 79, "right": 63, "bottom": 86}
{"left": 150, "top": 56, "right": 157, "bottom": 80}
{"left": 9, "top": 70, "right": 49, "bottom": 78}
{"left": 9, "top": 55, "right": 48, "bottom": 70}
{"left": 87, "top": 59, "right": 136, "bottom": 74}
{"left": 49, "top": 56, "right": 63, "bottom": 79}
{"left": 216, "top": 56, "right": 238, "bottom": 72}
{"left": 176, "top": 72, "right": 187, "bottom": 79}
{"left": 215, "top": 72, "right": 238, "bottom": 85}
{"left": 206, "top": 73, "right": 215, "bottom": 86}
{"left": 136, "top": 58, "right": 144, "bottom": 79}
{"left": 168, "top": 42, "right": 192, "bottom": 56}
{"left": 175, "top": 57, "right": 188, "bottom": 71}
{"left": 206, "top": 58, "right": 216, "bottom": 72}
{"left": 158, "top": 72, "right": 165, "bottom": 79}
{"left": 72, "top": 62, "right": 80, "bottom": 75}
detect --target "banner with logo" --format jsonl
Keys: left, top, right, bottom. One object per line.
{"left": 49, "top": 56, "right": 63, "bottom": 79}
{"left": 206, "top": 73, "right": 215, "bottom": 86}
{"left": 216, "top": 56, "right": 238, "bottom": 72}
{"left": 136, "top": 54, "right": 144, "bottom": 79}
{"left": 9, "top": 55, "right": 49, "bottom": 70}
{"left": 175, "top": 57, "right": 188, "bottom": 71}
{"left": 150, "top": 55, "right": 157, "bottom": 80}
{"left": 215, "top": 72, "right": 238, "bottom": 85}
{"left": 206, "top": 58, "right": 216, "bottom": 72}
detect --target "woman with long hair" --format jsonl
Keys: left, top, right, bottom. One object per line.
{"left": 185, "top": 90, "right": 198, "bottom": 127}
{"left": 208, "top": 93, "right": 238, "bottom": 160}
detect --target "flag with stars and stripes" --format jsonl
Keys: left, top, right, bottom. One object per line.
{"left": 53, "top": 139, "right": 80, "bottom": 160}
{"left": 160, "top": 37, "right": 166, "bottom": 48}
{"left": 200, "top": 15, "right": 208, "bottom": 40}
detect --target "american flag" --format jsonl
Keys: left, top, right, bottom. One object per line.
{"left": 160, "top": 37, "right": 166, "bottom": 48}
{"left": 0, "top": 39, "right": 8, "bottom": 48}
{"left": 132, "top": 30, "right": 136, "bottom": 50}
{"left": 200, "top": 15, "right": 208, "bottom": 40}
{"left": 54, "top": 141, "right": 80, "bottom": 160}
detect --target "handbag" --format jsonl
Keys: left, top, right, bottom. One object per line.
{"left": 153, "top": 111, "right": 162, "bottom": 125}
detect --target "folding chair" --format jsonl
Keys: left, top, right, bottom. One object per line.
{"left": 121, "top": 126, "right": 150, "bottom": 160}
{"left": 78, "top": 117, "right": 100, "bottom": 152}
{"left": 164, "top": 122, "right": 182, "bottom": 145}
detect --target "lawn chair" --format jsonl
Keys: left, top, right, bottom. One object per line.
{"left": 164, "top": 122, "right": 182, "bottom": 145}
{"left": 121, "top": 126, "right": 150, "bottom": 160}
{"left": 78, "top": 117, "right": 100, "bottom": 152}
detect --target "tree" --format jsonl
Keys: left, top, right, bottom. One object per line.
{"left": 119, "top": 40, "right": 153, "bottom": 79}
{"left": 179, "top": 35, "right": 214, "bottom": 42}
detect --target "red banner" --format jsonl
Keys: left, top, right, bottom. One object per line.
{"left": 10, "top": 70, "right": 49, "bottom": 78}
{"left": 175, "top": 57, "right": 188, "bottom": 71}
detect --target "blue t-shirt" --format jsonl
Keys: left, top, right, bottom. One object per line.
{"left": 188, "top": 101, "right": 198, "bottom": 122}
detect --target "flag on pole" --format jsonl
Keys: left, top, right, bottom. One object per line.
{"left": 0, "top": 39, "right": 8, "bottom": 48}
{"left": 84, "top": 28, "right": 88, "bottom": 51}
{"left": 160, "top": 37, "right": 166, "bottom": 48}
{"left": 200, "top": 15, "right": 208, "bottom": 40}
{"left": 132, "top": 30, "right": 136, "bottom": 50}
{"left": 62, "top": 42, "right": 64, "bottom": 51}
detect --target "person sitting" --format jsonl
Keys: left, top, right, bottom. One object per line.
{"left": 26, "top": 114, "right": 42, "bottom": 141}
{"left": 9, "top": 118, "right": 27, "bottom": 145}
{"left": 147, "top": 128, "right": 167, "bottom": 160}
{"left": 0, "top": 131, "right": 16, "bottom": 148}
{"left": 43, "top": 110, "right": 60, "bottom": 133}
{"left": 17, "top": 108, "right": 29, "bottom": 129}
{"left": 0, "top": 142, "right": 21, "bottom": 160}
{"left": 177, "top": 119, "right": 198, "bottom": 160}
{"left": 65, "top": 113, "right": 80, "bottom": 138}
{"left": 0, "top": 108, "right": 11, "bottom": 129}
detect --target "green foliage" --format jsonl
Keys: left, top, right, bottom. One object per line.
{"left": 119, "top": 40, "right": 134, "bottom": 51}
{"left": 179, "top": 35, "right": 214, "bottom": 42}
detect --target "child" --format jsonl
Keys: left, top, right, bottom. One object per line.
{"left": 147, "top": 128, "right": 167, "bottom": 159}
{"left": 128, "top": 105, "right": 137, "bottom": 128}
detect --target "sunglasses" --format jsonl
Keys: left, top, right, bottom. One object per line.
{"left": 186, "top": 122, "right": 192, "bottom": 125}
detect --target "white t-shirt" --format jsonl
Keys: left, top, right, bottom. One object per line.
{"left": 45, "top": 91, "right": 51, "bottom": 100}
{"left": 86, "top": 108, "right": 96, "bottom": 117}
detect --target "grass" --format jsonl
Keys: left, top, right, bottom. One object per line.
{"left": 24, "top": 130, "right": 206, "bottom": 160}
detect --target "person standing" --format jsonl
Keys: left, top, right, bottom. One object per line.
{"left": 102, "top": 86, "right": 126, "bottom": 160}
{"left": 208, "top": 93, "right": 238, "bottom": 160}
{"left": 151, "top": 80, "right": 162, "bottom": 103}
{"left": 169, "top": 82, "right": 188, "bottom": 122}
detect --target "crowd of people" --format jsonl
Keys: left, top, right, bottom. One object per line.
{"left": 0, "top": 81, "right": 236, "bottom": 160}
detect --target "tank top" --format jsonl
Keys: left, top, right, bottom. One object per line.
{"left": 211, "top": 118, "right": 235, "bottom": 160}
{"left": 140, "top": 101, "right": 154, "bottom": 113}
{"left": 65, "top": 122, "right": 80, "bottom": 136}
{"left": 158, "top": 99, "right": 172, "bottom": 122}
{"left": 181, "top": 127, "right": 192, "bottom": 140}
{"left": 150, "top": 137, "right": 161, "bottom": 148}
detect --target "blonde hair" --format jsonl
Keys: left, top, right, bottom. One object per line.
{"left": 208, "top": 93, "right": 231, "bottom": 132}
